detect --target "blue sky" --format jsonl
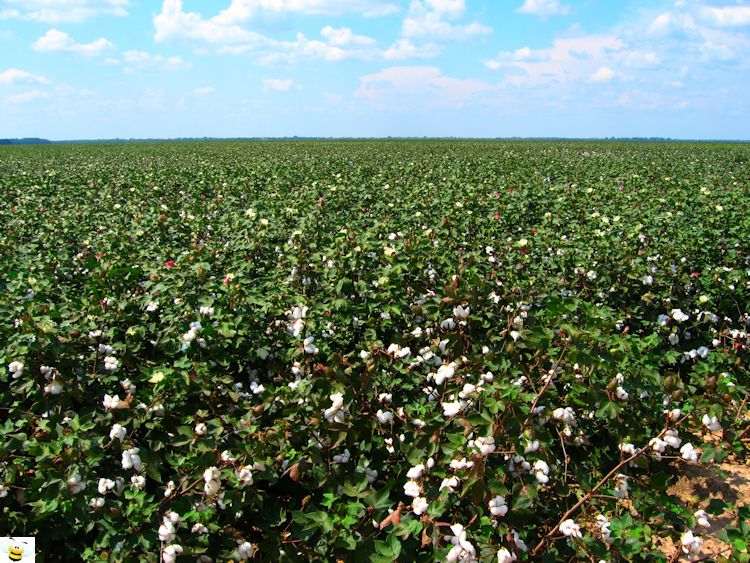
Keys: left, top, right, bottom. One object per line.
{"left": 1, "top": 0, "right": 749, "bottom": 139}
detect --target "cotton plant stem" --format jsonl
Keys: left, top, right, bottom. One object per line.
{"left": 531, "top": 416, "right": 689, "bottom": 557}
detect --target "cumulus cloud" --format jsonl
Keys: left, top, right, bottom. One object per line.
{"left": 517, "top": 0, "right": 570, "bottom": 17}
{"left": 0, "top": 68, "right": 49, "bottom": 85}
{"left": 356, "top": 66, "right": 495, "bottom": 108}
{"left": 321, "top": 26, "right": 376, "bottom": 47}
{"left": 193, "top": 86, "right": 216, "bottom": 96}
{"left": 402, "top": 0, "right": 492, "bottom": 41}
{"left": 262, "top": 78, "right": 294, "bottom": 91}
{"left": 588, "top": 66, "right": 618, "bottom": 83}
{"left": 32, "top": 29, "right": 114, "bottom": 56}
{"left": 1, "top": 0, "right": 129, "bottom": 23}
{"left": 122, "top": 50, "right": 191, "bottom": 70}
{"left": 701, "top": 6, "right": 750, "bottom": 27}
{"left": 383, "top": 38, "right": 440, "bottom": 60}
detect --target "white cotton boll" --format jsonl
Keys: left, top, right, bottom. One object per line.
{"left": 162, "top": 544, "right": 183, "bottom": 563}
{"left": 131, "top": 475, "right": 146, "bottom": 490}
{"left": 702, "top": 414, "right": 721, "bottom": 431}
{"left": 164, "top": 480, "right": 176, "bottom": 497}
{"left": 375, "top": 409, "right": 393, "bottom": 424}
{"left": 474, "top": 436, "right": 496, "bottom": 456}
{"left": 98, "top": 478, "right": 115, "bottom": 495}
{"left": 668, "top": 333, "right": 679, "bottom": 345}
{"left": 203, "top": 466, "right": 221, "bottom": 496}
{"left": 497, "top": 547, "right": 517, "bottom": 563}
{"left": 90, "top": 497, "right": 105, "bottom": 509}
{"left": 489, "top": 495, "right": 508, "bottom": 517}
{"left": 200, "top": 306, "right": 214, "bottom": 316}
{"left": 552, "top": 407, "right": 576, "bottom": 425}
{"left": 403, "top": 480, "right": 422, "bottom": 498}
{"left": 441, "top": 318, "right": 457, "bottom": 331}
{"left": 615, "top": 386, "right": 629, "bottom": 401}
{"left": 681, "top": 530, "right": 703, "bottom": 554}
{"left": 324, "top": 392, "right": 346, "bottom": 423}
{"left": 620, "top": 442, "right": 637, "bottom": 455}
{"left": 44, "top": 381, "right": 63, "bottom": 395}
{"left": 192, "top": 523, "right": 208, "bottom": 535}
{"left": 439, "top": 476, "right": 460, "bottom": 493}
{"left": 482, "top": 371, "right": 494, "bottom": 383}
{"left": 237, "top": 541, "right": 256, "bottom": 560}
{"left": 406, "top": 464, "right": 426, "bottom": 480}
{"left": 412, "top": 496, "right": 429, "bottom": 515}
{"left": 524, "top": 440, "right": 540, "bottom": 454}
{"left": 559, "top": 519, "right": 582, "bottom": 538}
{"left": 667, "top": 408, "right": 681, "bottom": 421}
{"left": 450, "top": 458, "right": 474, "bottom": 470}
{"left": 360, "top": 350, "right": 370, "bottom": 360}
{"left": 236, "top": 466, "right": 254, "bottom": 486}
{"left": 441, "top": 401, "right": 463, "bottom": 417}
{"left": 694, "top": 509, "right": 710, "bottom": 529}
{"left": 453, "top": 305, "right": 470, "bottom": 319}
{"left": 511, "top": 530, "right": 528, "bottom": 553}
{"left": 8, "top": 361, "right": 24, "bottom": 378}
{"left": 104, "top": 356, "right": 119, "bottom": 371}
{"left": 664, "top": 429, "right": 682, "bottom": 449}
{"left": 533, "top": 460, "right": 550, "bottom": 484}
{"left": 377, "top": 393, "right": 392, "bottom": 404}
{"left": 696, "top": 346, "right": 709, "bottom": 359}
{"left": 146, "top": 301, "right": 159, "bottom": 312}
{"left": 384, "top": 438, "right": 395, "bottom": 454}
{"left": 680, "top": 442, "right": 699, "bottom": 463}
{"left": 434, "top": 363, "right": 456, "bottom": 385}
{"left": 195, "top": 422, "right": 207, "bottom": 436}
{"left": 509, "top": 330, "right": 522, "bottom": 342}
{"left": 671, "top": 309, "right": 689, "bottom": 322}
{"left": 643, "top": 275, "right": 654, "bottom": 286}
{"left": 67, "top": 475, "right": 86, "bottom": 495}
{"left": 303, "top": 336, "right": 319, "bottom": 354}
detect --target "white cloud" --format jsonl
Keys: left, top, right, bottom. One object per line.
{"left": 517, "top": 0, "right": 570, "bottom": 17}
{"left": 5, "top": 88, "right": 47, "bottom": 104}
{"left": 0, "top": 68, "right": 49, "bottom": 85}
{"left": 321, "top": 26, "right": 376, "bottom": 47}
{"left": 32, "top": 29, "right": 114, "bottom": 56}
{"left": 588, "top": 66, "right": 618, "bottom": 83}
{"left": 263, "top": 78, "right": 294, "bottom": 91}
{"left": 193, "top": 86, "right": 216, "bottom": 95}
{"left": 356, "top": 66, "right": 495, "bottom": 108}
{"left": 619, "top": 50, "right": 661, "bottom": 69}
{"left": 485, "top": 35, "right": 624, "bottom": 86}
{"left": 1, "top": 0, "right": 129, "bottom": 23}
{"left": 383, "top": 38, "right": 440, "bottom": 59}
{"left": 402, "top": 0, "right": 492, "bottom": 41}
{"left": 122, "top": 50, "right": 191, "bottom": 70}
{"left": 701, "top": 6, "right": 750, "bottom": 27}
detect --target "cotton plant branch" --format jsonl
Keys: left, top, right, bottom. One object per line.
{"left": 531, "top": 413, "right": 691, "bottom": 557}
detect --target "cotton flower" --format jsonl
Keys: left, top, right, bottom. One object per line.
{"left": 164, "top": 480, "right": 176, "bottom": 497}
{"left": 450, "top": 458, "right": 474, "bottom": 470}
{"left": 441, "top": 318, "right": 457, "bottom": 331}
{"left": 162, "top": 544, "right": 183, "bottom": 563}
{"left": 497, "top": 548, "right": 517, "bottom": 563}
{"left": 98, "top": 478, "right": 115, "bottom": 495}
{"left": 680, "top": 442, "right": 699, "bottom": 463}
{"left": 702, "top": 414, "right": 721, "bottom": 431}
{"left": 488, "top": 495, "right": 508, "bottom": 517}
{"left": 619, "top": 442, "right": 637, "bottom": 456}
{"left": 195, "top": 422, "right": 207, "bottom": 436}
{"left": 404, "top": 480, "right": 422, "bottom": 498}
{"left": 533, "top": 460, "right": 550, "bottom": 485}
{"left": 559, "top": 519, "right": 582, "bottom": 538}
{"left": 199, "top": 306, "right": 214, "bottom": 316}
{"left": 615, "top": 386, "right": 629, "bottom": 401}
{"left": 8, "top": 361, "right": 24, "bottom": 379}
{"left": 412, "top": 496, "right": 429, "bottom": 516}
{"left": 377, "top": 392, "right": 392, "bottom": 404}
{"left": 552, "top": 407, "right": 576, "bottom": 425}
{"left": 90, "top": 497, "right": 105, "bottom": 509}
{"left": 104, "top": 356, "right": 119, "bottom": 371}
{"left": 324, "top": 392, "right": 346, "bottom": 423}
{"left": 203, "top": 466, "right": 221, "bottom": 496}
{"left": 192, "top": 523, "right": 208, "bottom": 535}
{"left": 524, "top": 440, "right": 540, "bottom": 454}
{"left": 131, "top": 475, "right": 146, "bottom": 490}
{"left": 597, "top": 515, "right": 612, "bottom": 543}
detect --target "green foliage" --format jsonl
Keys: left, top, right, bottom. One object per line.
{"left": 0, "top": 141, "right": 748, "bottom": 561}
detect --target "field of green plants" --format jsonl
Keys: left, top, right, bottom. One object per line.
{"left": 1, "top": 141, "right": 749, "bottom": 562}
